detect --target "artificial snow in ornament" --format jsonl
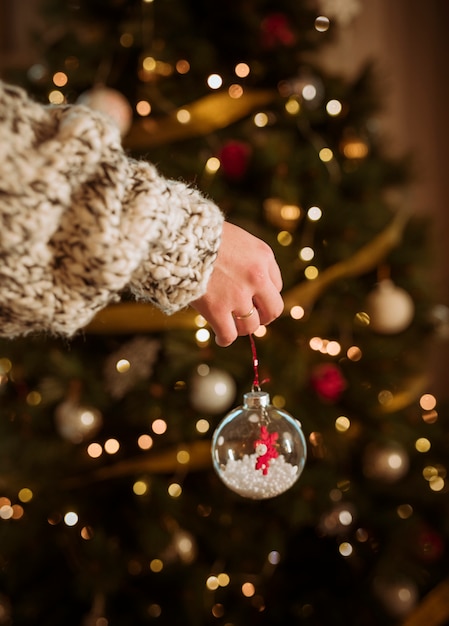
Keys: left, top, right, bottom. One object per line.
{"left": 211, "top": 337, "right": 307, "bottom": 499}
{"left": 365, "top": 279, "right": 414, "bottom": 334}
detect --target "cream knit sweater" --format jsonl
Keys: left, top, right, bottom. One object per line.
{"left": 0, "top": 81, "right": 224, "bottom": 337}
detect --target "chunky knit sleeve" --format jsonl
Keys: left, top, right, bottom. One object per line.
{"left": 0, "top": 81, "right": 224, "bottom": 337}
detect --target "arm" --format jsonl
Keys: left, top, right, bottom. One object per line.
{"left": 0, "top": 81, "right": 283, "bottom": 342}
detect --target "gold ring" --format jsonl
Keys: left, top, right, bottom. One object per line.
{"left": 234, "top": 307, "right": 255, "bottom": 320}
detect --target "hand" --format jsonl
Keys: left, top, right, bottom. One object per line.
{"left": 192, "top": 222, "right": 284, "bottom": 346}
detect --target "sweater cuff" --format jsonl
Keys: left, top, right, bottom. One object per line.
{"left": 126, "top": 161, "right": 224, "bottom": 313}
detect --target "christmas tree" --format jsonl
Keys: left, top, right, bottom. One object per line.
{"left": 1, "top": 1, "right": 448, "bottom": 625}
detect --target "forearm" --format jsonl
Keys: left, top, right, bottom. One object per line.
{"left": 0, "top": 81, "right": 223, "bottom": 337}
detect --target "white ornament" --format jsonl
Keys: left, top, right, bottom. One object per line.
{"left": 190, "top": 365, "right": 237, "bottom": 415}
{"left": 77, "top": 86, "right": 133, "bottom": 136}
{"left": 362, "top": 442, "right": 409, "bottom": 482}
{"left": 55, "top": 400, "right": 103, "bottom": 444}
{"left": 373, "top": 577, "right": 418, "bottom": 617}
{"left": 316, "top": 0, "right": 362, "bottom": 27}
{"left": 365, "top": 279, "right": 414, "bottom": 334}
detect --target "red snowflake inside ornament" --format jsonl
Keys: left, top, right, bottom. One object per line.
{"left": 254, "top": 425, "right": 279, "bottom": 475}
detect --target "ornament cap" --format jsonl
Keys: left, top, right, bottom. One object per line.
{"left": 243, "top": 390, "right": 270, "bottom": 408}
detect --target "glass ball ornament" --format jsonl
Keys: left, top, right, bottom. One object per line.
{"left": 211, "top": 390, "right": 307, "bottom": 499}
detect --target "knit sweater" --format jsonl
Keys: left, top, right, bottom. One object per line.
{"left": 0, "top": 81, "right": 224, "bottom": 337}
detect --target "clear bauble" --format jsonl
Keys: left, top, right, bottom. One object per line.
{"left": 211, "top": 390, "right": 307, "bottom": 499}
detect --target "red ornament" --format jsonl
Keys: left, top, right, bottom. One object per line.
{"left": 254, "top": 425, "right": 279, "bottom": 475}
{"left": 416, "top": 526, "right": 445, "bottom": 563}
{"left": 310, "top": 363, "right": 347, "bottom": 403}
{"left": 261, "top": 13, "right": 296, "bottom": 49}
{"left": 218, "top": 141, "right": 251, "bottom": 181}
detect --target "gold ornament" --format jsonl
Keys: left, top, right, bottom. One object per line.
{"left": 125, "top": 89, "right": 275, "bottom": 148}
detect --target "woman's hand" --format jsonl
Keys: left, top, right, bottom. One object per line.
{"left": 192, "top": 222, "right": 284, "bottom": 346}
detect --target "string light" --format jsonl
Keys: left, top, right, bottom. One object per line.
{"left": 415, "top": 438, "right": 431, "bottom": 453}
{"left": 176, "top": 109, "right": 191, "bottom": 124}
{"left": 176, "top": 450, "right": 190, "bottom": 464}
{"left": 242, "top": 582, "right": 255, "bottom": 597}
{"left": 335, "top": 416, "right": 350, "bottom": 432}
{"left": 254, "top": 112, "right": 269, "bottom": 127}
{"left": 26, "top": 390, "right": 42, "bottom": 406}
{"left": 277, "top": 231, "right": 293, "bottom": 246}
{"left": 267, "top": 550, "right": 281, "bottom": 565}
{"left": 151, "top": 419, "right": 167, "bottom": 435}
{"left": 302, "top": 84, "right": 317, "bottom": 101}
{"left": 149, "top": 559, "right": 163, "bottom": 573}
{"left": 168, "top": 483, "right": 182, "bottom": 498}
{"left": 194, "top": 314, "right": 207, "bottom": 327}
{"left": 217, "top": 573, "right": 230, "bottom": 586}
{"left": 228, "top": 84, "right": 243, "bottom": 98}
{"left": 339, "top": 542, "right": 353, "bottom": 557}
{"left": 104, "top": 438, "right": 120, "bottom": 454}
{"left": 319, "top": 147, "right": 333, "bottom": 162}
{"left": 304, "top": 266, "right": 319, "bottom": 280}
{"left": 87, "top": 443, "right": 103, "bottom": 458}
{"left": 195, "top": 419, "right": 210, "bottom": 433}
{"left": 133, "top": 480, "right": 149, "bottom": 496}
{"left": 235, "top": 62, "right": 250, "bottom": 78}
{"left": 206, "top": 576, "right": 219, "bottom": 591}
{"left": 176, "top": 59, "right": 190, "bottom": 74}
{"left": 195, "top": 328, "right": 210, "bottom": 345}
{"left": 397, "top": 504, "right": 413, "bottom": 519}
{"left": 81, "top": 526, "right": 94, "bottom": 540}
{"left": 290, "top": 305, "right": 305, "bottom": 320}
{"left": 285, "top": 97, "right": 300, "bottom": 115}
{"left": 136, "top": 100, "right": 151, "bottom": 116}
{"left": 420, "top": 393, "right": 437, "bottom": 411}
{"left": 52, "top": 71, "right": 68, "bottom": 87}
{"left": 299, "top": 246, "right": 314, "bottom": 261}
{"left": 326, "top": 99, "right": 342, "bottom": 116}
{"left": 138, "top": 434, "right": 153, "bottom": 449}
{"left": 347, "top": 346, "right": 362, "bottom": 361}
{"left": 205, "top": 157, "right": 220, "bottom": 174}
{"left": 48, "top": 90, "right": 64, "bottom": 104}
{"left": 18, "top": 488, "right": 33, "bottom": 503}
{"left": 120, "top": 33, "right": 134, "bottom": 47}
{"left": 207, "top": 74, "right": 222, "bottom": 89}
{"left": 307, "top": 206, "right": 322, "bottom": 221}
{"left": 64, "top": 511, "right": 78, "bottom": 526}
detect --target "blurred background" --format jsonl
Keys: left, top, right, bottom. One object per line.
{"left": 1, "top": 1, "right": 449, "bottom": 624}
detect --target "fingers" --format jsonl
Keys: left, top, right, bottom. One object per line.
{"left": 191, "top": 222, "right": 285, "bottom": 346}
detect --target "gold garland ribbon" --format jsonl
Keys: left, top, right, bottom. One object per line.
{"left": 125, "top": 88, "right": 276, "bottom": 149}
{"left": 402, "top": 578, "right": 449, "bottom": 626}
{"left": 86, "top": 211, "right": 409, "bottom": 334}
